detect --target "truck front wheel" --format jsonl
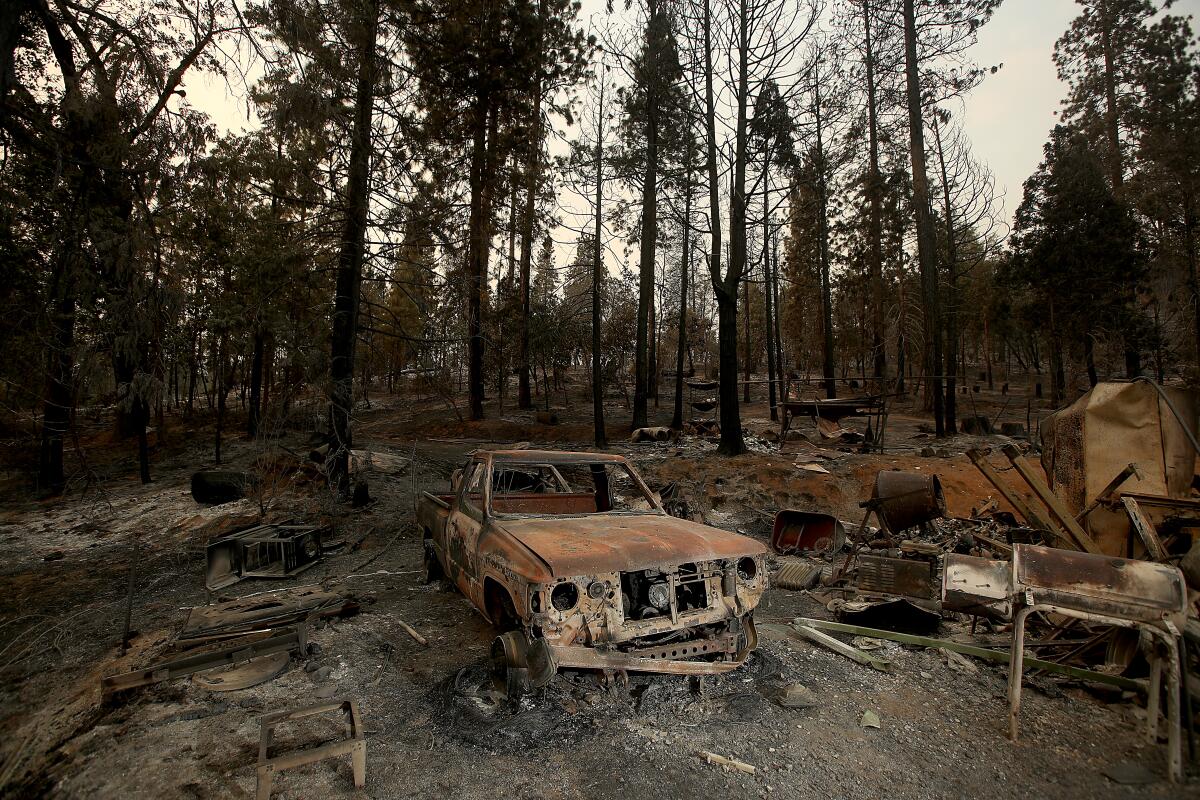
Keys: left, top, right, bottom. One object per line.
{"left": 490, "top": 630, "right": 531, "bottom": 699}
{"left": 421, "top": 537, "right": 444, "bottom": 584}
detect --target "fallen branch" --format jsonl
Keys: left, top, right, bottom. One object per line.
{"left": 396, "top": 619, "right": 428, "bottom": 647}
{"left": 698, "top": 751, "right": 755, "bottom": 774}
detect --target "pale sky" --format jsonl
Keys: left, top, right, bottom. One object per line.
{"left": 959, "top": 0, "right": 1090, "bottom": 225}
{"left": 183, "top": 0, "right": 1200, "bottom": 230}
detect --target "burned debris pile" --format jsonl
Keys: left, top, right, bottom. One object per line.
{"left": 761, "top": 382, "right": 1199, "bottom": 784}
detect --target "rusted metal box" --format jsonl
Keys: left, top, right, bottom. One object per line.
{"left": 856, "top": 554, "right": 935, "bottom": 599}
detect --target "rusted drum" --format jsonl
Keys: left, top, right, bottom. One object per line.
{"left": 872, "top": 471, "right": 946, "bottom": 534}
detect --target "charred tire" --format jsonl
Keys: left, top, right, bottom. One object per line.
{"left": 734, "top": 614, "right": 758, "bottom": 661}
{"left": 421, "top": 537, "right": 443, "bottom": 585}
{"left": 490, "top": 630, "right": 531, "bottom": 699}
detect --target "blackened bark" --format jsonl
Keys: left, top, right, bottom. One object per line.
{"left": 814, "top": 79, "right": 836, "bottom": 400}
{"left": 671, "top": 164, "right": 691, "bottom": 430}
{"left": 592, "top": 72, "right": 608, "bottom": 448}
{"left": 932, "top": 114, "right": 957, "bottom": 434}
{"left": 715, "top": 287, "right": 743, "bottom": 450}
{"left": 1084, "top": 332, "right": 1098, "bottom": 386}
{"left": 742, "top": 267, "right": 751, "bottom": 403}
{"left": 328, "top": 2, "right": 378, "bottom": 493}
{"left": 633, "top": 1, "right": 660, "bottom": 431}
{"left": 711, "top": 0, "right": 747, "bottom": 456}
{"left": 517, "top": 1, "right": 546, "bottom": 411}
{"left": 39, "top": 274, "right": 75, "bottom": 493}
{"left": 764, "top": 185, "right": 777, "bottom": 422}
{"left": 1098, "top": 0, "right": 1124, "bottom": 192}
{"left": 772, "top": 232, "right": 784, "bottom": 404}
{"left": 215, "top": 332, "right": 227, "bottom": 465}
{"left": 649, "top": 296, "right": 658, "bottom": 404}
{"left": 248, "top": 327, "right": 265, "bottom": 438}
{"left": 863, "top": 0, "right": 886, "bottom": 383}
{"left": 1186, "top": 205, "right": 1200, "bottom": 366}
{"left": 903, "top": 0, "right": 944, "bottom": 435}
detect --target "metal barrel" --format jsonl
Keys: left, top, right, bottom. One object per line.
{"left": 872, "top": 471, "right": 946, "bottom": 533}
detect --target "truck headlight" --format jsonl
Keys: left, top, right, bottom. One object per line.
{"left": 551, "top": 582, "right": 579, "bottom": 611}
{"left": 737, "top": 557, "right": 758, "bottom": 581}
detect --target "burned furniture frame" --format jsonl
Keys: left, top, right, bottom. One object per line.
{"left": 206, "top": 523, "right": 329, "bottom": 590}
{"left": 778, "top": 394, "right": 887, "bottom": 452}
{"left": 1002, "top": 545, "right": 1188, "bottom": 783}
{"left": 257, "top": 698, "right": 365, "bottom": 800}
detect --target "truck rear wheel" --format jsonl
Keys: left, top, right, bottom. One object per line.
{"left": 490, "top": 630, "right": 531, "bottom": 699}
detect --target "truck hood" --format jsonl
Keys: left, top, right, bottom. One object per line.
{"left": 494, "top": 514, "right": 767, "bottom": 578}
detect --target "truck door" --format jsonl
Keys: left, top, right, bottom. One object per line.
{"left": 446, "top": 460, "right": 486, "bottom": 595}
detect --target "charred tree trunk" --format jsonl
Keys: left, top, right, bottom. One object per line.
{"left": 671, "top": 164, "right": 692, "bottom": 430}
{"left": 592, "top": 72, "right": 608, "bottom": 448}
{"left": 649, "top": 297, "right": 659, "bottom": 405}
{"left": 248, "top": 327, "right": 265, "bottom": 438}
{"left": 465, "top": 90, "right": 491, "bottom": 423}
{"left": 764, "top": 184, "right": 777, "bottom": 422}
{"left": 1186, "top": 204, "right": 1200, "bottom": 366}
{"left": 633, "top": 1, "right": 660, "bottom": 431}
{"left": 1098, "top": 0, "right": 1124, "bottom": 193}
{"left": 328, "top": 2, "right": 378, "bottom": 493}
{"left": 814, "top": 79, "right": 836, "bottom": 400}
{"left": 903, "top": 0, "right": 943, "bottom": 435}
{"left": 39, "top": 265, "right": 76, "bottom": 493}
{"left": 517, "top": 1, "right": 546, "bottom": 411}
{"left": 742, "top": 267, "right": 751, "bottom": 403}
{"left": 932, "top": 113, "right": 957, "bottom": 434}
{"left": 1084, "top": 331, "right": 1098, "bottom": 386}
{"left": 772, "top": 232, "right": 784, "bottom": 404}
{"left": 863, "top": 0, "right": 886, "bottom": 384}
{"left": 704, "top": 0, "right": 747, "bottom": 455}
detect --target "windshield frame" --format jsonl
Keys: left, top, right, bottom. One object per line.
{"left": 481, "top": 454, "right": 667, "bottom": 519}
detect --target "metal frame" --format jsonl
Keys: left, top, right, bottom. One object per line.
{"left": 1008, "top": 604, "right": 1182, "bottom": 782}
{"left": 206, "top": 523, "right": 329, "bottom": 590}
{"left": 1004, "top": 545, "right": 1187, "bottom": 783}
{"left": 256, "top": 698, "right": 365, "bottom": 800}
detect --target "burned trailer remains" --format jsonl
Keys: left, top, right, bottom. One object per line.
{"left": 416, "top": 450, "right": 767, "bottom": 695}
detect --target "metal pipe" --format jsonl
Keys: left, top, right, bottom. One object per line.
{"left": 1134, "top": 377, "right": 1200, "bottom": 459}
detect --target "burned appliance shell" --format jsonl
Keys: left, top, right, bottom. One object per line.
{"left": 206, "top": 523, "right": 329, "bottom": 590}
{"left": 857, "top": 553, "right": 935, "bottom": 599}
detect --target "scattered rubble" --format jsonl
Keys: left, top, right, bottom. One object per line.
{"left": 2, "top": 381, "right": 1198, "bottom": 796}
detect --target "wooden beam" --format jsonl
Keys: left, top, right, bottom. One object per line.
{"left": 1075, "top": 463, "right": 1141, "bottom": 522}
{"left": 1122, "top": 496, "right": 1170, "bottom": 561}
{"left": 1001, "top": 445, "right": 1102, "bottom": 555}
{"left": 966, "top": 449, "right": 1067, "bottom": 544}
{"left": 789, "top": 624, "right": 893, "bottom": 672}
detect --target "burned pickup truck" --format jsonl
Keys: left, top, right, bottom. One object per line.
{"left": 416, "top": 450, "right": 766, "bottom": 695}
